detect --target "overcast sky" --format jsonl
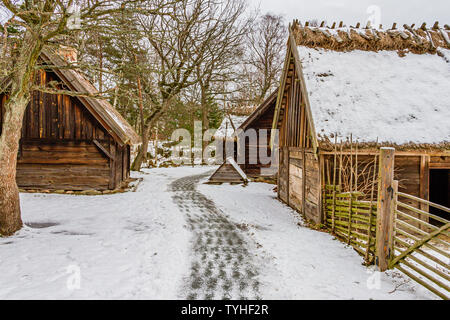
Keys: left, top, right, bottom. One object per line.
{"left": 249, "top": 0, "right": 450, "bottom": 27}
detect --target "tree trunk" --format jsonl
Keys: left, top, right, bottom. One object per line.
{"left": 131, "top": 98, "right": 171, "bottom": 171}
{"left": 0, "top": 96, "right": 28, "bottom": 236}
{"left": 131, "top": 65, "right": 149, "bottom": 172}
{"left": 201, "top": 90, "right": 209, "bottom": 165}
{"left": 0, "top": 30, "right": 42, "bottom": 236}
{"left": 131, "top": 128, "right": 149, "bottom": 171}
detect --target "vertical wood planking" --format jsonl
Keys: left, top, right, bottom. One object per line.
{"left": 375, "top": 147, "right": 395, "bottom": 271}
{"left": 419, "top": 155, "right": 430, "bottom": 230}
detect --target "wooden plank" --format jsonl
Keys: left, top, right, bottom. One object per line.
{"left": 375, "top": 147, "right": 395, "bottom": 271}
{"left": 93, "top": 139, "right": 114, "bottom": 160}
{"left": 419, "top": 155, "right": 430, "bottom": 229}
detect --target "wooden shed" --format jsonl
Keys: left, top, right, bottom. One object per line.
{"left": 0, "top": 50, "right": 140, "bottom": 191}
{"left": 272, "top": 21, "right": 450, "bottom": 224}
{"left": 238, "top": 90, "right": 278, "bottom": 179}
{"left": 209, "top": 91, "right": 278, "bottom": 183}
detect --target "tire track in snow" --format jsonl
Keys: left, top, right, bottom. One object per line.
{"left": 170, "top": 172, "right": 261, "bottom": 300}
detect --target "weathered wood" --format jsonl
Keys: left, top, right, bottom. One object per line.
{"left": 375, "top": 147, "right": 395, "bottom": 271}
{"left": 0, "top": 68, "right": 134, "bottom": 191}
{"left": 419, "top": 155, "right": 430, "bottom": 229}
{"left": 390, "top": 222, "right": 450, "bottom": 268}
{"left": 388, "top": 180, "right": 398, "bottom": 262}
{"left": 398, "top": 192, "right": 450, "bottom": 215}
{"left": 332, "top": 135, "right": 337, "bottom": 232}
{"left": 93, "top": 139, "right": 114, "bottom": 160}
{"left": 395, "top": 264, "right": 449, "bottom": 300}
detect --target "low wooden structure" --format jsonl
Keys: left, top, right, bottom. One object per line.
{"left": 0, "top": 50, "right": 139, "bottom": 191}
{"left": 208, "top": 157, "right": 248, "bottom": 184}
{"left": 272, "top": 21, "right": 450, "bottom": 224}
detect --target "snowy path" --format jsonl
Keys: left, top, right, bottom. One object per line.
{"left": 170, "top": 172, "right": 261, "bottom": 300}
{"left": 0, "top": 166, "right": 435, "bottom": 299}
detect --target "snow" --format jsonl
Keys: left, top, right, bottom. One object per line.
{"left": 198, "top": 180, "right": 436, "bottom": 300}
{"left": 0, "top": 166, "right": 436, "bottom": 299}
{"left": 0, "top": 168, "right": 199, "bottom": 299}
{"left": 214, "top": 115, "right": 247, "bottom": 138}
{"left": 226, "top": 157, "right": 248, "bottom": 182}
{"left": 297, "top": 46, "right": 450, "bottom": 145}
{"left": 438, "top": 48, "right": 450, "bottom": 63}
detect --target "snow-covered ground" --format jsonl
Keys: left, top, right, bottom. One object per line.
{"left": 0, "top": 166, "right": 435, "bottom": 299}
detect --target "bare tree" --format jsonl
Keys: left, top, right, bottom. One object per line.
{"left": 245, "top": 13, "right": 286, "bottom": 104}
{"left": 194, "top": 0, "right": 250, "bottom": 147}
{"left": 0, "top": 0, "right": 169, "bottom": 236}
{"left": 131, "top": 0, "right": 251, "bottom": 170}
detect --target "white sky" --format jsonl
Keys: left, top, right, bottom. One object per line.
{"left": 249, "top": 0, "right": 450, "bottom": 28}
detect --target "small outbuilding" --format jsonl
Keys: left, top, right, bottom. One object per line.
{"left": 209, "top": 91, "right": 279, "bottom": 183}
{"left": 0, "top": 49, "right": 140, "bottom": 191}
{"left": 272, "top": 21, "right": 450, "bottom": 224}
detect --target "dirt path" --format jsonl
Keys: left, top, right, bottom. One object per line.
{"left": 170, "top": 172, "right": 261, "bottom": 300}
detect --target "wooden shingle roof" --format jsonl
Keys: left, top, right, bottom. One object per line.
{"left": 40, "top": 49, "right": 140, "bottom": 146}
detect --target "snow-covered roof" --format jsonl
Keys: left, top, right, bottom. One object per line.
{"left": 214, "top": 115, "right": 247, "bottom": 139}
{"left": 297, "top": 46, "right": 450, "bottom": 145}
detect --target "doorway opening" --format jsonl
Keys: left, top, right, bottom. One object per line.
{"left": 429, "top": 169, "right": 450, "bottom": 225}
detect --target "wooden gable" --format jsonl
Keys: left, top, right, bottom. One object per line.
{"left": 272, "top": 31, "right": 318, "bottom": 152}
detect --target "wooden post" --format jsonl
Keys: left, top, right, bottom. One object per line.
{"left": 375, "top": 147, "right": 395, "bottom": 271}
{"left": 332, "top": 135, "right": 337, "bottom": 233}
{"left": 388, "top": 180, "right": 398, "bottom": 259}
{"left": 419, "top": 155, "right": 430, "bottom": 231}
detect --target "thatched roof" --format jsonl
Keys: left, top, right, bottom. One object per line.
{"left": 292, "top": 20, "right": 450, "bottom": 54}
{"left": 286, "top": 21, "right": 450, "bottom": 150}
{"left": 40, "top": 49, "right": 140, "bottom": 146}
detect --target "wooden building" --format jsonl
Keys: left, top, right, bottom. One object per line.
{"left": 0, "top": 50, "right": 140, "bottom": 191}
{"left": 272, "top": 21, "right": 450, "bottom": 224}
{"left": 238, "top": 90, "right": 278, "bottom": 179}
{"left": 209, "top": 91, "right": 278, "bottom": 183}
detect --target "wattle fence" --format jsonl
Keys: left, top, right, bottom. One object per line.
{"left": 324, "top": 147, "right": 449, "bottom": 300}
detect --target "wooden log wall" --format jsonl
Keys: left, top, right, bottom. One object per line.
{"left": 0, "top": 69, "right": 130, "bottom": 191}
{"left": 242, "top": 101, "right": 277, "bottom": 177}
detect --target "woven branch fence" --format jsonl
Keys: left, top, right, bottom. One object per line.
{"left": 324, "top": 187, "right": 377, "bottom": 263}
{"left": 323, "top": 147, "right": 449, "bottom": 299}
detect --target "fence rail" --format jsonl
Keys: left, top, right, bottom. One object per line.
{"left": 323, "top": 147, "right": 449, "bottom": 300}
{"left": 324, "top": 187, "right": 377, "bottom": 263}
{"left": 390, "top": 194, "right": 450, "bottom": 300}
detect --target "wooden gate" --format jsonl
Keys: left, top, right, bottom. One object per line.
{"left": 389, "top": 191, "right": 450, "bottom": 299}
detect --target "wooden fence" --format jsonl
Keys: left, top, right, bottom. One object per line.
{"left": 324, "top": 147, "right": 449, "bottom": 299}
{"left": 389, "top": 191, "right": 450, "bottom": 300}
{"left": 324, "top": 187, "right": 377, "bottom": 263}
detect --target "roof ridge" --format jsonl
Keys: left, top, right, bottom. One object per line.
{"left": 291, "top": 19, "right": 450, "bottom": 54}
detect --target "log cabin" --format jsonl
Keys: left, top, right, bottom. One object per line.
{"left": 0, "top": 49, "right": 140, "bottom": 191}
{"left": 238, "top": 90, "right": 278, "bottom": 179}
{"left": 209, "top": 91, "right": 278, "bottom": 183}
{"left": 272, "top": 21, "right": 450, "bottom": 224}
